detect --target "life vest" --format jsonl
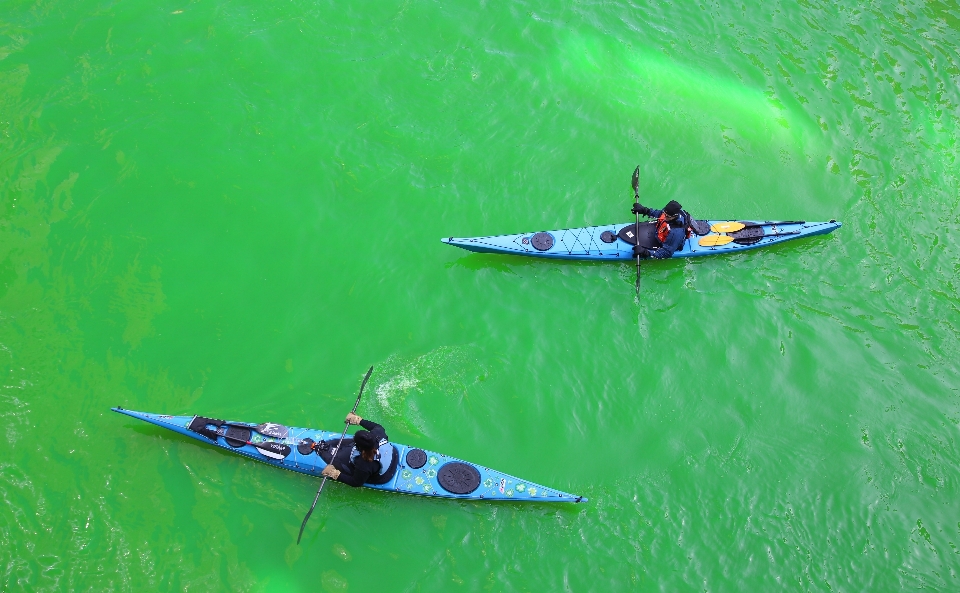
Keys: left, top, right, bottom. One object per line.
{"left": 656, "top": 213, "right": 688, "bottom": 243}
{"left": 349, "top": 436, "right": 394, "bottom": 476}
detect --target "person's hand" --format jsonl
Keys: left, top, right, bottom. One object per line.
{"left": 633, "top": 245, "right": 651, "bottom": 259}
{"left": 632, "top": 203, "right": 649, "bottom": 216}
{"left": 345, "top": 412, "right": 362, "bottom": 425}
{"left": 321, "top": 465, "right": 340, "bottom": 480}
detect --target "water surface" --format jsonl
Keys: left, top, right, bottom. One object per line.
{"left": 2, "top": 0, "right": 959, "bottom": 590}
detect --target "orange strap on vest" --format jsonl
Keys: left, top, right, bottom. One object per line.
{"left": 657, "top": 212, "right": 693, "bottom": 243}
{"left": 656, "top": 214, "right": 671, "bottom": 243}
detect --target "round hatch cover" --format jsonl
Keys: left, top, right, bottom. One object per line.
{"left": 297, "top": 438, "right": 315, "bottom": 456}
{"left": 437, "top": 462, "right": 481, "bottom": 494}
{"left": 530, "top": 232, "right": 554, "bottom": 251}
{"left": 600, "top": 230, "right": 617, "bottom": 243}
{"left": 406, "top": 448, "right": 427, "bottom": 469}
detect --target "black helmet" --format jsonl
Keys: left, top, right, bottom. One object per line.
{"left": 353, "top": 430, "right": 378, "bottom": 452}
{"left": 664, "top": 200, "right": 683, "bottom": 216}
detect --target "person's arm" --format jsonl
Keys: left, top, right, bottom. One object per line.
{"left": 334, "top": 462, "right": 374, "bottom": 487}
{"left": 632, "top": 203, "right": 661, "bottom": 218}
{"left": 322, "top": 457, "right": 376, "bottom": 487}
{"left": 358, "top": 418, "right": 388, "bottom": 442}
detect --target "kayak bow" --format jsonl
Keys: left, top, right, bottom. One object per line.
{"left": 112, "top": 408, "right": 586, "bottom": 503}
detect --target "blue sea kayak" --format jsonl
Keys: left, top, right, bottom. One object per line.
{"left": 113, "top": 408, "right": 586, "bottom": 503}
{"left": 443, "top": 219, "right": 841, "bottom": 260}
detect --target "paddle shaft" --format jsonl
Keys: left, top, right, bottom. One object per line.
{"left": 740, "top": 220, "right": 804, "bottom": 229}
{"left": 631, "top": 166, "right": 642, "bottom": 296}
{"left": 742, "top": 231, "right": 800, "bottom": 238}
{"left": 699, "top": 229, "right": 804, "bottom": 247}
{"left": 635, "top": 208, "right": 641, "bottom": 294}
{"left": 717, "top": 231, "right": 799, "bottom": 245}
{"left": 296, "top": 365, "right": 374, "bottom": 545}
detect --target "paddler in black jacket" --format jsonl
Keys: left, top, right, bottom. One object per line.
{"left": 630, "top": 199, "right": 688, "bottom": 259}
{"left": 320, "top": 412, "right": 394, "bottom": 487}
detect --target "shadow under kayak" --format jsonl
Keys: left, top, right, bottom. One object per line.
{"left": 113, "top": 408, "right": 586, "bottom": 503}
{"left": 443, "top": 219, "right": 841, "bottom": 261}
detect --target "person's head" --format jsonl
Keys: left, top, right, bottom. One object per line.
{"left": 354, "top": 430, "right": 378, "bottom": 460}
{"left": 664, "top": 200, "right": 683, "bottom": 219}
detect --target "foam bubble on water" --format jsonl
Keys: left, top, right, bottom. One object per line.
{"left": 362, "top": 346, "right": 489, "bottom": 438}
{"left": 374, "top": 373, "right": 420, "bottom": 414}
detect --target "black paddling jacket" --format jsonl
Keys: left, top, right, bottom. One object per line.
{"left": 647, "top": 208, "right": 687, "bottom": 259}
{"left": 333, "top": 419, "right": 390, "bottom": 487}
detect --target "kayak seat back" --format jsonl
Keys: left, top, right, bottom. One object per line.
{"left": 684, "top": 211, "right": 710, "bottom": 236}
{"left": 368, "top": 447, "right": 399, "bottom": 485}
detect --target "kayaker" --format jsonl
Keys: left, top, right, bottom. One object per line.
{"left": 319, "top": 412, "right": 394, "bottom": 487}
{"left": 631, "top": 199, "right": 687, "bottom": 259}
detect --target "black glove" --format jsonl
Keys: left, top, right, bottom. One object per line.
{"left": 632, "top": 245, "right": 650, "bottom": 258}
{"left": 632, "top": 203, "right": 650, "bottom": 216}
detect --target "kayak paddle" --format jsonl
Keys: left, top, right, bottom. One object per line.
{"left": 710, "top": 220, "right": 806, "bottom": 233}
{"left": 239, "top": 440, "right": 291, "bottom": 459}
{"left": 699, "top": 231, "right": 800, "bottom": 246}
{"left": 296, "top": 365, "right": 374, "bottom": 545}
{"left": 631, "top": 165, "right": 641, "bottom": 295}
{"left": 699, "top": 234, "right": 734, "bottom": 246}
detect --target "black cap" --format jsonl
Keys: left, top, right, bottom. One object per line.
{"left": 353, "top": 430, "right": 378, "bottom": 451}
{"left": 664, "top": 200, "right": 682, "bottom": 216}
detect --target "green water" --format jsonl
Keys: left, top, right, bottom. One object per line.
{"left": 2, "top": 0, "right": 959, "bottom": 590}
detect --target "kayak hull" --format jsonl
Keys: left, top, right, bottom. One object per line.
{"left": 112, "top": 408, "right": 586, "bottom": 503}
{"left": 442, "top": 220, "right": 841, "bottom": 261}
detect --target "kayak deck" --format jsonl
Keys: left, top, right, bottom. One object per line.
{"left": 113, "top": 408, "right": 586, "bottom": 503}
{"left": 443, "top": 219, "right": 841, "bottom": 261}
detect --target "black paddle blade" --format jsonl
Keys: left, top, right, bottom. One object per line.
{"left": 254, "top": 441, "right": 291, "bottom": 459}
{"left": 631, "top": 166, "right": 640, "bottom": 193}
{"left": 297, "top": 480, "right": 327, "bottom": 544}
{"left": 255, "top": 422, "right": 289, "bottom": 438}
{"left": 296, "top": 505, "right": 315, "bottom": 544}
{"left": 354, "top": 366, "right": 374, "bottom": 411}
